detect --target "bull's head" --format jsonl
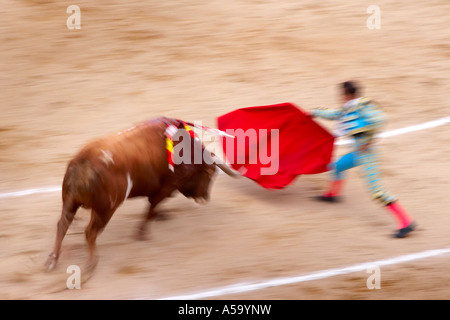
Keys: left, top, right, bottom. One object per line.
{"left": 174, "top": 136, "right": 237, "bottom": 203}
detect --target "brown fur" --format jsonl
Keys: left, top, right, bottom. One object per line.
{"left": 45, "top": 118, "right": 217, "bottom": 272}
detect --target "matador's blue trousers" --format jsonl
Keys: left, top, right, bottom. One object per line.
{"left": 329, "top": 136, "right": 397, "bottom": 205}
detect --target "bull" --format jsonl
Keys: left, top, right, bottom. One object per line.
{"left": 45, "top": 117, "right": 235, "bottom": 271}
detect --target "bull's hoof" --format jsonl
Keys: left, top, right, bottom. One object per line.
{"left": 135, "top": 230, "right": 149, "bottom": 241}
{"left": 154, "top": 212, "right": 170, "bottom": 221}
{"left": 45, "top": 253, "right": 58, "bottom": 272}
{"left": 79, "top": 256, "right": 99, "bottom": 285}
{"left": 85, "top": 256, "right": 99, "bottom": 274}
{"left": 135, "top": 223, "right": 151, "bottom": 241}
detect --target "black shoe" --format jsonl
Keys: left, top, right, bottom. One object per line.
{"left": 394, "top": 222, "right": 416, "bottom": 238}
{"left": 313, "top": 195, "right": 340, "bottom": 203}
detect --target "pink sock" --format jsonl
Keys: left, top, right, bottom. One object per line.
{"left": 386, "top": 201, "right": 413, "bottom": 229}
{"left": 324, "top": 180, "right": 344, "bottom": 197}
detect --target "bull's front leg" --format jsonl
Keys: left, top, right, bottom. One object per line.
{"left": 136, "top": 187, "right": 174, "bottom": 240}
{"left": 136, "top": 203, "right": 158, "bottom": 241}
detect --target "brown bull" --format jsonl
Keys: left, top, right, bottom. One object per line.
{"left": 45, "top": 117, "right": 235, "bottom": 271}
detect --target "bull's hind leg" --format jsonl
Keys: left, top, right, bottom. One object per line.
{"left": 45, "top": 199, "right": 80, "bottom": 271}
{"left": 84, "top": 208, "right": 115, "bottom": 272}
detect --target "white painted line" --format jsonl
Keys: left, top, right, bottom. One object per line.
{"left": 0, "top": 116, "right": 449, "bottom": 199}
{"left": 378, "top": 116, "right": 450, "bottom": 139}
{"left": 156, "top": 247, "right": 450, "bottom": 300}
{"left": 335, "top": 115, "right": 450, "bottom": 145}
{"left": 0, "top": 187, "right": 61, "bottom": 199}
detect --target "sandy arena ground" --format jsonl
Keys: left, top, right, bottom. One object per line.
{"left": 1, "top": 0, "right": 450, "bottom": 300}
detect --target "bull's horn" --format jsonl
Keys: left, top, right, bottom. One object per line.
{"left": 205, "top": 150, "right": 238, "bottom": 178}
{"left": 216, "top": 162, "right": 239, "bottom": 177}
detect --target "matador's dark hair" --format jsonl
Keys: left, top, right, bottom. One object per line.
{"left": 342, "top": 81, "right": 359, "bottom": 95}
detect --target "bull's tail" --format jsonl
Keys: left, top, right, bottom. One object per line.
{"left": 62, "top": 158, "right": 98, "bottom": 209}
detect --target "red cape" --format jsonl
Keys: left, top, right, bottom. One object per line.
{"left": 217, "top": 103, "right": 335, "bottom": 189}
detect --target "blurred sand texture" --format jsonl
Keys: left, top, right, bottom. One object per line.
{"left": 0, "top": 0, "right": 449, "bottom": 299}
